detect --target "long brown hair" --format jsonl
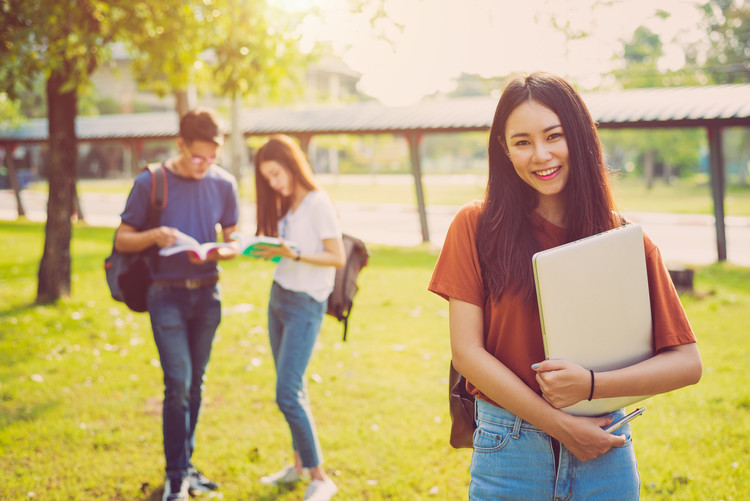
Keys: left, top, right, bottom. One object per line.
{"left": 254, "top": 135, "right": 319, "bottom": 237}
{"left": 477, "top": 72, "right": 620, "bottom": 303}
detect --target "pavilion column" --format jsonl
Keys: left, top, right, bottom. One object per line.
{"left": 297, "top": 134, "right": 313, "bottom": 155}
{"left": 406, "top": 132, "right": 429, "bottom": 243}
{"left": 129, "top": 139, "right": 144, "bottom": 176}
{"left": 707, "top": 125, "right": 727, "bottom": 262}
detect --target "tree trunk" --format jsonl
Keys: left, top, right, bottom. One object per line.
{"left": 174, "top": 89, "right": 190, "bottom": 118}
{"left": 36, "top": 72, "right": 78, "bottom": 304}
{"left": 5, "top": 143, "right": 26, "bottom": 217}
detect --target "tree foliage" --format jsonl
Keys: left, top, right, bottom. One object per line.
{"left": 687, "top": 0, "right": 750, "bottom": 84}
{"left": 0, "top": 0, "right": 132, "bottom": 303}
{"left": 0, "top": 0, "right": 309, "bottom": 303}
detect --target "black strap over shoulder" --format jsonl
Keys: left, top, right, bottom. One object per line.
{"left": 145, "top": 163, "right": 167, "bottom": 227}
{"left": 143, "top": 163, "right": 168, "bottom": 272}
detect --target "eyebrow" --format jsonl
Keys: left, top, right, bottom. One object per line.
{"left": 508, "top": 124, "right": 562, "bottom": 140}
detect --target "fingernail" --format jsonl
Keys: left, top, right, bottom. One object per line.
{"left": 531, "top": 363, "right": 540, "bottom": 370}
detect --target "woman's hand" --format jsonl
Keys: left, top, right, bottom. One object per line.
{"left": 555, "top": 413, "right": 626, "bottom": 462}
{"left": 533, "top": 359, "right": 591, "bottom": 409}
{"left": 252, "top": 240, "right": 296, "bottom": 261}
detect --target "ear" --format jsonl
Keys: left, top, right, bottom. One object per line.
{"left": 497, "top": 136, "right": 510, "bottom": 158}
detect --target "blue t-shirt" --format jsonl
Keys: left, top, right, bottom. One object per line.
{"left": 120, "top": 164, "right": 239, "bottom": 280}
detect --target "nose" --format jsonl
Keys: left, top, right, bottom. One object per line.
{"left": 532, "top": 143, "right": 553, "bottom": 162}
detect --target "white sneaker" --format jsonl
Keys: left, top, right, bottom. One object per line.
{"left": 303, "top": 478, "right": 337, "bottom": 501}
{"left": 162, "top": 475, "right": 188, "bottom": 501}
{"left": 259, "top": 465, "right": 304, "bottom": 485}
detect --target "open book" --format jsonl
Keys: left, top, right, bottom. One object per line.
{"left": 159, "top": 231, "right": 297, "bottom": 263}
{"left": 158, "top": 231, "right": 234, "bottom": 261}
{"left": 230, "top": 232, "right": 297, "bottom": 263}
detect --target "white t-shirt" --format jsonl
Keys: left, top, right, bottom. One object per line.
{"left": 273, "top": 190, "right": 342, "bottom": 302}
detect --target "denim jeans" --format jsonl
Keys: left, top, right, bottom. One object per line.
{"left": 147, "top": 283, "right": 222, "bottom": 481}
{"left": 469, "top": 399, "right": 640, "bottom": 501}
{"left": 268, "top": 281, "right": 327, "bottom": 468}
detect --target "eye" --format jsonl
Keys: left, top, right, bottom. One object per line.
{"left": 512, "top": 139, "right": 530, "bottom": 147}
{"left": 548, "top": 131, "right": 564, "bottom": 141}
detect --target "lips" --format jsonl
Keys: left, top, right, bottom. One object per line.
{"left": 534, "top": 166, "right": 561, "bottom": 178}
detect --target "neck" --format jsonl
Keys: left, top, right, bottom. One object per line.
{"left": 289, "top": 185, "right": 310, "bottom": 211}
{"left": 167, "top": 155, "right": 189, "bottom": 177}
{"left": 535, "top": 196, "right": 566, "bottom": 228}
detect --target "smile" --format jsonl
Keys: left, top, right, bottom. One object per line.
{"left": 534, "top": 166, "right": 561, "bottom": 178}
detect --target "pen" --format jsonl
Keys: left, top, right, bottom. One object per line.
{"left": 604, "top": 407, "right": 645, "bottom": 433}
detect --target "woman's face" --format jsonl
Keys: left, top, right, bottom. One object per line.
{"left": 504, "top": 99, "right": 570, "bottom": 200}
{"left": 259, "top": 160, "right": 294, "bottom": 197}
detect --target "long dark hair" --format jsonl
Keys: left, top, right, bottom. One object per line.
{"left": 254, "top": 134, "right": 319, "bottom": 237}
{"left": 477, "top": 72, "right": 620, "bottom": 303}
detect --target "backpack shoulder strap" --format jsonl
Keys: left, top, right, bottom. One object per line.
{"left": 145, "top": 163, "right": 168, "bottom": 211}
{"left": 142, "top": 163, "right": 168, "bottom": 272}
{"left": 143, "top": 163, "right": 167, "bottom": 228}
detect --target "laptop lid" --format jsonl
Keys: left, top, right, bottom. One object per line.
{"left": 532, "top": 223, "right": 653, "bottom": 416}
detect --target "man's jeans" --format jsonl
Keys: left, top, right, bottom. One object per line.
{"left": 268, "top": 281, "right": 327, "bottom": 468}
{"left": 147, "top": 283, "right": 221, "bottom": 481}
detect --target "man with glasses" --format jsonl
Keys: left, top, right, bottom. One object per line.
{"left": 114, "top": 109, "right": 239, "bottom": 501}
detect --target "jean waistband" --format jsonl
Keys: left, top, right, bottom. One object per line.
{"left": 475, "top": 399, "right": 543, "bottom": 431}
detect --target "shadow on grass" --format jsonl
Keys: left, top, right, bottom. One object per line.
{"left": 0, "top": 302, "right": 38, "bottom": 320}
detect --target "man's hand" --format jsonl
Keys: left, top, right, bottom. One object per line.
{"left": 151, "top": 226, "right": 180, "bottom": 248}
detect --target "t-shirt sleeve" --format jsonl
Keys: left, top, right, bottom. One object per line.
{"left": 119, "top": 170, "right": 152, "bottom": 229}
{"left": 644, "top": 233, "right": 697, "bottom": 352}
{"left": 312, "top": 191, "right": 342, "bottom": 240}
{"left": 428, "top": 201, "right": 485, "bottom": 306}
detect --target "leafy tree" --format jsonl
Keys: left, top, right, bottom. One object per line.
{"left": 687, "top": 0, "right": 750, "bottom": 84}
{"left": 0, "top": 0, "right": 310, "bottom": 304}
{"left": 0, "top": 0, "right": 131, "bottom": 303}
{"left": 607, "top": 25, "right": 704, "bottom": 187}
{"left": 122, "top": 1, "right": 207, "bottom": 117}
{"left": 687, "top": 0, "right": 750, "bottom": 184}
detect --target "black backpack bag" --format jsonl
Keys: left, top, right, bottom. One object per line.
{"left": 327, "top": 233, "right": 369, "bottom": 341}
{"left": 104, "top": 164, "right": 167, "bottom": 312}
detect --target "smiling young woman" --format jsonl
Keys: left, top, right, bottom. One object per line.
{"left": 429, "top": 72, "right": 701, "bottom": 500}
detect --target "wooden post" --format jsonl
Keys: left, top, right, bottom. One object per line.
{"left": 707, "top": 126, "right": 727, "bottom": 262}
{"left": 406, "top": 132, "right": 429, "bottom": 243}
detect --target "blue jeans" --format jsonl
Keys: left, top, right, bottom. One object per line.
{"left": 147, "top": 283, "right": 222, "bottom": 481}
{"left": 470, "top": 399, "right": 640, "bottom": 501}
{"left": 268, "top": 282, "right": 327, "bottom": 468}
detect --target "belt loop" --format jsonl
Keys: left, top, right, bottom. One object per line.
{"left": 511, "top": 415, "right": 522, "bottom": 439}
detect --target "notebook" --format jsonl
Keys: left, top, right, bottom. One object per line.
{"left": 532, "top": 223, "right": 654, "bottom": 416}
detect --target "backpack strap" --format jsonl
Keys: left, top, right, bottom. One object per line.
{"left": 145, "top": 163, "right": 168, "bottom": 225}
{"left": 143, "top": 163, "right": 168, "bottom": 272}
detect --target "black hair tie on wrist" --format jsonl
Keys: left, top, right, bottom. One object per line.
{"left": 588, "top": 370, "right": 595, "bottom": 401}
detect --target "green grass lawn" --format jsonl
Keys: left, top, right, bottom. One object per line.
{"left": 0, "top": 221, "right": 748, "bottom": 500}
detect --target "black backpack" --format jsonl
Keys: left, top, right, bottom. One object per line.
{"left": 104, "top": 164, "right": 167, "bottom": 312}
{"left": 327, "top": 233, "right": 369, "bottom": 341}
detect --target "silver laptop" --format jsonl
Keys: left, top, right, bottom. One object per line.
{"left": 532, "top": 223, "right": 653, "bottom": 416}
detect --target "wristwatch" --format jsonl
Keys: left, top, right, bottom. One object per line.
{"left": 294, "top": 249, "right": 301, "bottom": 261}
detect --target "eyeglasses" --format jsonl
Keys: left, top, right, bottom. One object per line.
{"left": 183, "top": 144, "right": 218, "bottom": 165}
{"left": 189, "top": 154, "right": 217, "bottom": 165}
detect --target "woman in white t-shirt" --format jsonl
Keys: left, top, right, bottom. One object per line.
{"left": 252, "top": 134, "right": 345, "bottom": 501}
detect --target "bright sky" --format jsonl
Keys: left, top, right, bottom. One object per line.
{"left": 281, "top": 0, "right": 705, "bottom": 106}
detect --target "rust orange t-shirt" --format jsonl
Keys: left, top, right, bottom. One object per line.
{"left": 428, "top": 201, "right": 697, "bottom": 405}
